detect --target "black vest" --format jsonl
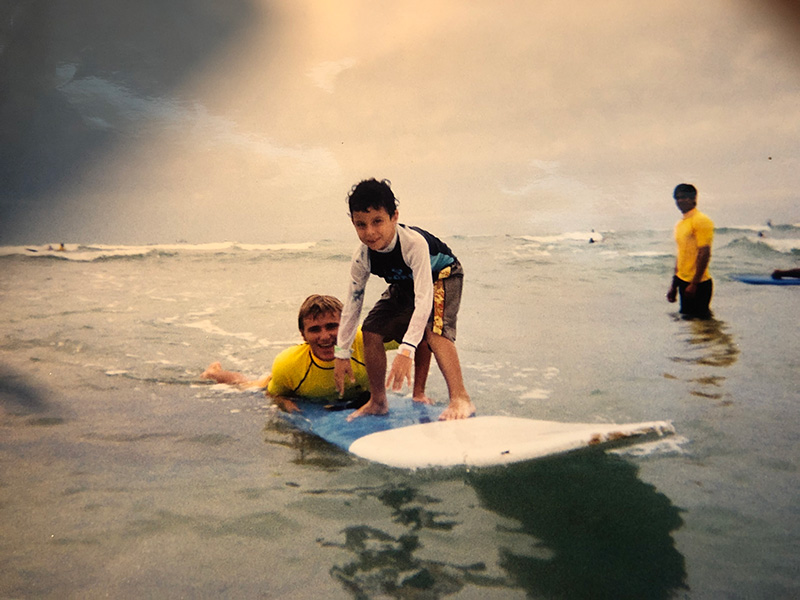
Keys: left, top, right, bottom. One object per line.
{"left": 368, "top": 225, "right": 455, "bottom": 288}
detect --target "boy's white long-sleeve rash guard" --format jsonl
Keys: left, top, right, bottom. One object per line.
{"left": 335, "top": 226, "right": 435, "bottom": 360}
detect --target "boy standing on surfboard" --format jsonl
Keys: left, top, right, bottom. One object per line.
{"left": 334, "top": 178, "right": 475, "bottom": 422}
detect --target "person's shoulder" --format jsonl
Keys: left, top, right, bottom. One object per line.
{"left": 404, "top": 223, "right": 432, "bottom": 236}
{"left": 695, "top": 211, "right": 714, "bottom": 227}
{"left": 399, "top": 224, "right": 432, "bottom": 246}
{"left": 271, "top": 343, "right": 310, "bottom": 371}
{"left": 349, "top": 244, "right": 371, "bottom": 276}
{"left": 350, "top": 242, "right": 371, "bottom": 262}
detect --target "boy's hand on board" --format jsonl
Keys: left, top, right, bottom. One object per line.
{"left": 334, "top": 358, "right": 355, "bottom": 397}
{"left": 386, "top": 353, "right": 413, "bottom": 392}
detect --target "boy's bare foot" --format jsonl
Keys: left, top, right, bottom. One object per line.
{"left": 412, "top": 394, "right": 434, "bottom": 405}
{"left": 438, "top": 397, "right": 475, "bottom": 421}
{"left": 347, "top": 398, "right": 389, "bottom": 421}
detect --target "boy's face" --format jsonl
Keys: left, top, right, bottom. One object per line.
{"left": 351, "top": 207, "right": 399, "bottom": 251}
{"left": 301, "top": 311, "right": 340, "bottom": 361}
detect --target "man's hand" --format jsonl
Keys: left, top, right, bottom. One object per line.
{"left": 334, "top": 358, "right": 355, "bottom": 397}
{"left": 386, "top": 353, "right": 413, "bottom": 392}
{"left": 666, "top": 285, "right": 677, "bottom": 303}
{"left": 273, "top": 397, "right": 300, "bottom": 413}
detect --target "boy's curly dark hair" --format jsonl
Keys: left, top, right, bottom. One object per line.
{"left": 347, "top": 178, "right": 398, "bottom": 217}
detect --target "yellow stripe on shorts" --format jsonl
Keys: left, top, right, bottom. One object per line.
{"left": 432, "top": 266, "right": 452, "bottom": 335}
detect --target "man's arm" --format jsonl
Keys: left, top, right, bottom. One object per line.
{"left": 667, "top": 260, "right": 678, "bottom": 303}
{"left": 685, "top": 245, "right": 711, "bottom": 297}
{"left": 269, "top": 395, "right": 300, "bottom": 413}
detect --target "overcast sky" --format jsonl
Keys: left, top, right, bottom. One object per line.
{"left": 1, "top": 0, "right": 799, "bottom": 245}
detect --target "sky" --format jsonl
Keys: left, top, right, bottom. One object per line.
{"left": 1, "top": 0, "right": 799, "bottom": 245}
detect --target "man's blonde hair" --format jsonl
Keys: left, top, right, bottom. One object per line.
{"left": 297, "top": 295, "right": 343, "bottom": 332}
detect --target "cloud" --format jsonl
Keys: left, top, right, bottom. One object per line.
{"left": 500, "top": 160, "right": 568, "bottom": 197}
{"left": 307, "top": 58, "right": 357, "bottom": 93}
{"left": 3, "top": 0, "right": 799, "bottom": 244}
{"left": 58, "top": 68, "right": 338, "bottom": 173}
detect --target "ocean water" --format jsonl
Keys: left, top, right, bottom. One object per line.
{"left": 1, "top": 225, "right": 798, "bottom": 599}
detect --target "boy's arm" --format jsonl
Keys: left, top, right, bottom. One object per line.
{"left": 398, "top": 229, "right": 435, "bottom": 357}
{"left": 335, "top": 246, "right": 370, "bottom": 360}
{"left": 385, "top": 230, "right": 433, "bottom": 392}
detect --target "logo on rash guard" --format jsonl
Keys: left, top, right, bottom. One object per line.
{"left": 389, "top": 267, "right": 412, "bottom": 281}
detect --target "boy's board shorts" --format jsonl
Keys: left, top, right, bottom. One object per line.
{"left": 363, "top": 260, "right": 464, "bottom": 345}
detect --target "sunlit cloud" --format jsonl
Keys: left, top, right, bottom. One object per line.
{"left": 2, "top": 0, "right": 799, "bottom": 244}
{"left": 307, "top": 58, "right": 357, "bottom": 93}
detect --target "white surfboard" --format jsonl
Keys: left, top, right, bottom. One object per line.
{"left": 349, "top": 416, "right": 675, "bottom": 469}
{"left": 281, "top": 397, "right": 675, "bottom": 469}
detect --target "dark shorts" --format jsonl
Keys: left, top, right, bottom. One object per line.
{"left": 673, "top": 276, "right": 713, "bottom": 319}
{"left": 362, "top": 261, "right": 464, "bottom": 345}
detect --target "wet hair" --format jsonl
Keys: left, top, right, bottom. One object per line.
{"left": 297, "top": 294, "right": 342, "bottom": 332}
{"left": 673, "top": 183, "right": 697, "bottom": 200}
{"left": 347, "top": 178, "right": 398, "bottom": 217}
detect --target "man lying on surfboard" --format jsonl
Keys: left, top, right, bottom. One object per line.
{"left": 202, "top": 294, "right": 432, "bottom": 413}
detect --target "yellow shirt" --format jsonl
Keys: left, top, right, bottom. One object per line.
{"left": 674, "top": 208, "right": 714, "bottom": 283}
{"left": 267, "top": 329, "right": 383, "bottom": 402}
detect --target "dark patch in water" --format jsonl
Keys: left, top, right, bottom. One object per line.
{"left": 27, "top": 416, "right": 66, "bottom": 426}
{"left": 180, "top": 433, "right": 236, "bottom": 446}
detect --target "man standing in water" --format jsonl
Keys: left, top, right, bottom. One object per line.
{"left": 666, "top": 183, "right": 714, "bottom": 319}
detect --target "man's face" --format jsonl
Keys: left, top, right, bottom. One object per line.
{"left": 351, "top": 206, "right": 399, "bottom": 251}
{"left": 675, "top": 195, "right": 696, "bottom": 214}
{"left": 301, "top": 311, "right": 340, "bottom": 361}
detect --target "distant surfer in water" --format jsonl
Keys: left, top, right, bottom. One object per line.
{"left": 28, "top": 243, "right": 66, "bottom": 253}
{"left": 666, "top": 183, "right": 714, "bottom": 319}
{"left": 771, "top": 268, "right": 800, "bottom": 280}
{"left": 202, "top": 294, "right": 423, "bottom": 413}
